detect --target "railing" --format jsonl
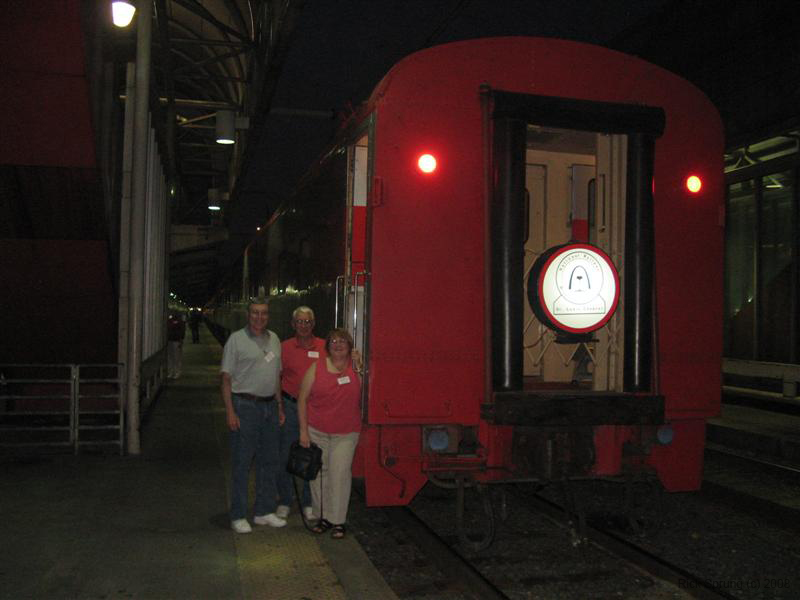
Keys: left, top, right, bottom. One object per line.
{"left": 0, "top": 364, "right": 124, "bottom": 454}
{"left": 722, "top": 358, "right": 800, "bottom": 406}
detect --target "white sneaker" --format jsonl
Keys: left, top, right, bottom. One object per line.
{"left": 275, "top": 505, "right": 290, "bottom": 519}
{"left": 253, "top": 513, "right": 287, "bottom": 527}
{"left": 303, "top": 506, "right": 315, "bottom": 520}
{"left": 231, "top": 518, "right": 252, "bottom": 534}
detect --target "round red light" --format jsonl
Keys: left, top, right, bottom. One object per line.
{"left": 417, "top": 153, "right": 437, "bottom": 174}
{"left": 686, "top": 175, "right": 702, "bottom": 193}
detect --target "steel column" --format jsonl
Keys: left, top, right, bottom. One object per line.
{"left": 126, "top": 4, "right": 152, "bottom": 455}
{"left": 623, "top": 133, "right": 656, "bottom": 392}
{"left": 491, "top": 118, "right": 527, "bottom": 391}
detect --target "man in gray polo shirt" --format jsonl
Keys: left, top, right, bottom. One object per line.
{"left": 221, "top": 297, "right": 285, "bottom": 533}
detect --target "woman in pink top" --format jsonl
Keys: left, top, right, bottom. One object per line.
{"left": 298, "top": 328, "right": 362, "bottom": 539}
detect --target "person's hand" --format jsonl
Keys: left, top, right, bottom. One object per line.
{"left": 351, "top": 349, "right": 363, "bottom": 373}
{"left": 278, "top": 405, "right": 286, "bottom": 426}
{"left": 299, "top": 431, "right": 310, "bottom": 448}
{"left": 226, "top": 410, "right": 240, "bottom": 431}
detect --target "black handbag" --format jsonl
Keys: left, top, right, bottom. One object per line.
{"left": 286, "top": 440, "right": 322, "bottom": 481}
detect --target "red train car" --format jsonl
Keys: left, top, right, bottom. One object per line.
{"left": 215, "top": 37, "right": 723, "bottom": 513}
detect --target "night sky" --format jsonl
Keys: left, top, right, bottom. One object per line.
{"left": 228, "top": 0, "right": 670, "bottom": 256}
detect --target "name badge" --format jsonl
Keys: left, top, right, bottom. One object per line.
{"left": 264, "top": 351, "right": 275, "bottom": 363}
{"left": 307, "top": 351, "right": 319, "bottom": 358}
{"left": 337, "top": 376, "right": 351, "bottom": 385}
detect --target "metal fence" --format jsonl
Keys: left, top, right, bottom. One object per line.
{"left": 0, "top": 364, "right": 124, "bottom": 454}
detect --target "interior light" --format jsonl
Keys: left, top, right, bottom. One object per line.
{"left": 215, "top": 110, "right": 235, "bottom": 145}
{"left": 208, "top": 204, "right": 221, "bottom": 211}
{"left": 417, "top": 153, "right": 437, "bottom": 174}
{"left": 686, "top": 175, "right": 702, "bottom": 193}
{"left": 111, "top": 1, "right": 136, "bottom": 27}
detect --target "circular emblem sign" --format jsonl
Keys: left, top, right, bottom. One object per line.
{"left": 528, "top": 243, "right": 620, "bottom": 334}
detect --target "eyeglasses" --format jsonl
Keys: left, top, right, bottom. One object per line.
{"left": 295, "top": 319, "right": 314, "bottom": 325}
{"left": 329, "top": 338, "right": 348, "bottom": 344}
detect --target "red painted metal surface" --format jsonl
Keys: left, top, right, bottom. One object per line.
{"left": 0, "top": 240, "right": 117, "bottom": 364}
{"left": 0, "top": 0, "right": 97, "bottom": 168}
{"left": 355, "top": 38, "right": 722, "bottom": 503}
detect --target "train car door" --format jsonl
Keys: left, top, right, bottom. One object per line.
{"left": 341, "top": 131, "right": 370, "bottom": 357}
{"left": 491, "top": 90, "right": 663, "bottom": 398}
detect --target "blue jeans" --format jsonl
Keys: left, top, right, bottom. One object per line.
{"left": 277, "top": 396, "right": 312, "bottom": 508}
{"left": 229, "top": 395, "right": 280, "bottom": 521}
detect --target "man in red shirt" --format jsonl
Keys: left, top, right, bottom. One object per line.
{"left": 276, "top": 306, "right": 325, "bottom": 519}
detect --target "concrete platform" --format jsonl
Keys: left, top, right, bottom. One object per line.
{"left": 707, "top": 402, "right": 800, "bottom": 465}
{"left": 0, "top": 326, "right": 397, "bottom": 600}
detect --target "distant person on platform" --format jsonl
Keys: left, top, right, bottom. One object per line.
{"left": 167, "top": 313, "right": 185, "bottom": 379}
{"left": 276, "top": 306, "right": 324, "bottom": 521}
{"left": 189, "top": 309, "right": 202, "bottom": 343}
{"left": 220, "top": 297, "right": 285, "bottom": 534}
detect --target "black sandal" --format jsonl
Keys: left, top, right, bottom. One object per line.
{"left": 330, "top": 524, "right": 346, "bottom": 539}
{"left": 311, "top": 519, "right": 332, "bottom": 534}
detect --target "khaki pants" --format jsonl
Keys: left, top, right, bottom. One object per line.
{"left": 308, "top": 427, "right": 359, "bottom": 525}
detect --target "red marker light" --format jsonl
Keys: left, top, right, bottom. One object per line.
{"left": 417, "top": 153, "right": 437, "bottom": 174}
{"left": 686, "top": 175, "right": 702, "bottom": 193}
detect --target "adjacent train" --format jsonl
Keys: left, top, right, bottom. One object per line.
{"left": 209, "top": 38, "right": 724, "bottom": 518}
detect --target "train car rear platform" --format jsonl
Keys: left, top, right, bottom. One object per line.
{"left": 0, "top": 325, "right": 398, "bottom": 600}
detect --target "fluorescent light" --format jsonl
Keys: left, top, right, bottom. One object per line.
{"left": 215, "top": 110, "right": 235, "bottom": 144}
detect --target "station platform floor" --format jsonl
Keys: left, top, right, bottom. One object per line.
{"left": 0, "top": 326, "right": 398, "bottom": 600}
{"left": 703, "top": 400, "right": 800, "bottom": 515}
{"left": 707, "top": 401, "right": 800, "bottom": 465}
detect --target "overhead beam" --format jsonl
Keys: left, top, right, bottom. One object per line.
{"left": 161, "top": 36, "right": 252, "bottom": 48}
{"left": 171, "top": 0, "right": 250, "bottom": 42}
{"left": 173, "top": 74, "right": 249, "bottom": 83}
{"left": 172, "top": 47, "right": 250, "bottom": 75}
{"left": 120, "top": 95, "right": 240, "bottom": 111}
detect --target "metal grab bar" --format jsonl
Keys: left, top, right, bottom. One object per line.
{"left": 353, "top": 271, "right": 371, "bottom": 421}
{"left": 353, "top": 271, "right": 369, "bottom": 353}
{"left": 0, "top": 363, "right": 125, "bottom": 454}
{"left": 334, "top": 275, "right": 345, "bottom": 328}
{"left": 333, "top": 272, "right": 371, "bottom": 420}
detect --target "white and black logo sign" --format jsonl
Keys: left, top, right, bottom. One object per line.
{"left": 528, "top": 243, "right": 620, "bottom": 334}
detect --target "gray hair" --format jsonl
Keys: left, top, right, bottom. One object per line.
{"left": 247, "top": 297, "right": 269, "bottom": 312}
{"left": 292, "top": 305, "right": 315, "bottom": 320}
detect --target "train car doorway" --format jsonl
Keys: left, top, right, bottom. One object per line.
{"left": 489, "top": 90, "right": 664, "bottom": 397}
{"left": 342, "top": 131, "right": 370, "bottom": 356}
{"left": 522, "top": 127, "right": 627, "bottom": 393}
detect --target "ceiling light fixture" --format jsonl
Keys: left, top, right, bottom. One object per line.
{"left": 111, "top": 1, "right": 136, "bottom": 27}
{"left": 215, "top": 110, "right": 235, "bottom": 144}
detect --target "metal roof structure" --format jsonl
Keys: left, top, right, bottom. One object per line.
{"left": 104, "top": 0, "right": 304, "bottom": 306}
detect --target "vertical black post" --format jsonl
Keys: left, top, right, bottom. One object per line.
{"left": 491, "top": 118, "right": 527, "bottom": 391}
{"left": 791, "top": 168, "right": 799, "bottom": 365}
{"left": 624, "top": 133, "right": 656, "bottom": 392}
